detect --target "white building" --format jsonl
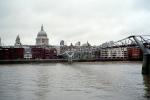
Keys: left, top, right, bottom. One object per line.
{"left": 100, "top": 47, "right": 128, "bottom": 59}
{"left": 36, "top": 25, "right": 49, "bottom": 45}
{"left": 75, "top": 41, "right": 81, "bottom": 46}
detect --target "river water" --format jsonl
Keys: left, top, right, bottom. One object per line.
{"left": 0, "top": 62, "right": 150, "bottom": 100}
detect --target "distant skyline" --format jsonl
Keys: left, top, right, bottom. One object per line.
{"left": 0, "top": 0, "right": 150, "bottom": 46}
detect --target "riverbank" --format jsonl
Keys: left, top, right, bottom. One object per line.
{"left": 0, "top": 59, "right": 67, "bottom": 64}
{"left": 0, "top": 59, "right": 142, "bottom": 64}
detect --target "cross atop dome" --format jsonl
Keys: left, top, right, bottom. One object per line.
{"left": 37, "top": 24, "right": 47, "bottom": 37}
{"left": 41, "top": 24, "right": 44, "bottom": 31}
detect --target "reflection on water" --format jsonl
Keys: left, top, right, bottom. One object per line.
{"left": 143, "top": 75, "right": 150, "bottom": 98}
{"left": 0, "top": 62, "right": 149, "bottom": 100}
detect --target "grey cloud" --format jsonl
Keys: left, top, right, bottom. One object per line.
{"left": 0, "top": 0, "right": 149, "bottom": 45}
{"left": 134, "top": 0, "right": 150, "bottom": 11}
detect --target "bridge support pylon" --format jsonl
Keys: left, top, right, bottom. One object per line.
{"left": 142, "top": 54, "right": 150, "bottom": 74}
{"left": 68, "top": 56, "right": 73, "bottom": 64}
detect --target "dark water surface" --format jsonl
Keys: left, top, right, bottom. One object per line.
{"left": 0, "top": 62, "right": 150, "bottom": 100}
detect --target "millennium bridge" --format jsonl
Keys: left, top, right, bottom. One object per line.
{"left": 60, "top": 35, "right": 150, "bottom": 75}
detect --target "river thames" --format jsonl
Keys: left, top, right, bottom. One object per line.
{"left": 0, "top": 62, "right": 150, "bottom": 100}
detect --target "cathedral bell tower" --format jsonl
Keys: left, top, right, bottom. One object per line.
{"left": 15, "top": 35, "right": 22, "bottom": 46}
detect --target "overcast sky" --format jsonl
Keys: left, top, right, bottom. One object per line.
{"left": 0, "top": 0, "right": 150, "bottom": 46}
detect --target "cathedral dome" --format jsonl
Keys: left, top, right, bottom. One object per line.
{"left": 37, "top": 25, "right": 47, "bottom": 37}
{"left": 36, "top": 25, "right": 49, "bottom": 45}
